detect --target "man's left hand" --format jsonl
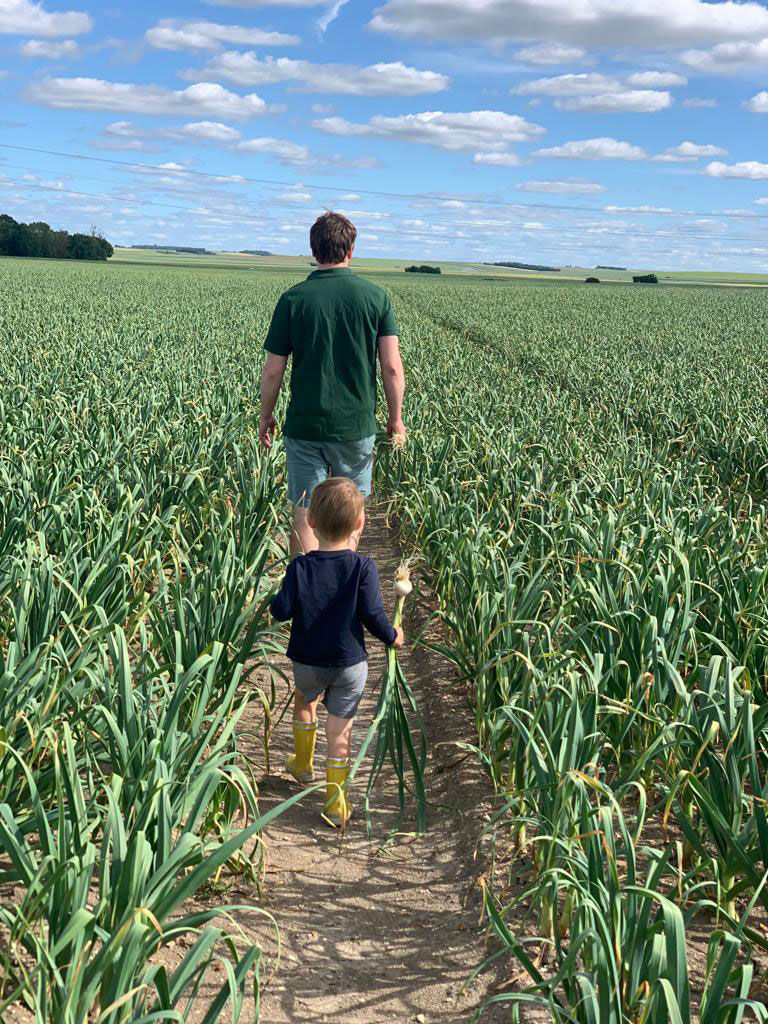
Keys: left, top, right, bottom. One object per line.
{"left": 387, "top": 418, "right": 407, "bottom": 440}
{"left": 259, "top": 413, "right": 278, "bottom": 448}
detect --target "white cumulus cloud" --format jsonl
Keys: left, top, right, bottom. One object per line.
{"left": 0, "top": 0, "right": 91, "bottom": 36}
{"left": 90, "top": 121, "right": 164, "bottom": 152}
{"left": 654, "top": 140, "right": 727, "bottom": 162}
{"left": 513, "top": 73, "right": 674, "bottom": 112}
{"left": 705, "top": 160, "right": 768, "bottom": 179}
{"left": 744, "top": 91, "right": 768, "bottom": 113}
{"left": 315, "top": 110, "right": 544, "bottom": 151}
{"left": 604, "top": 204, "right": 675, "bottom": 214}
{"left": 514, "top": 73, "right": 621, "bottom": 96}
{"left": 237, "top": 136, "right": 312, "bottom": 164}
{"left": 105, "top": 121, "right": 142, "bottom": 137}
{"left": 556, "top": 90, "right": 672, "bottom": 113}
{"left": 625, "top": 71, "right": 687, "bottom": 87}
{"left": 516, "top": 179, "right": 607, "bottom": 193}
{"left": 534, "top": 137, "right": 647, "bottom": 160}
{"left": 138, "top": 161, "right": 188, "bottom": 173}
{"left": 369, "top": 0, "right": 768, "bottom": 48}
{"left": 680, "top": 39, "right": 768, "bottom": 73}
{"left": 180, "top": 120, "right": 242, "bottom": 141}
{"left": 186, "top": 54, "right": 450, "bottom": 95}
{"left": 19, "top": 37, "right": 80, "bottom": 57}
{"left": 145, "top": 19, "right": 299, "bottom": 51}
{"left": 26, "top": 78, "right": 268, "bottom": 119}
{"left": 336, "top": 209, "right": 390, "bottom": 221}
{"left": 472, "top": 152, "right": 521, "bottom": 166}
{"left": 514, "top": 43, "right": 588, "bottom": 65}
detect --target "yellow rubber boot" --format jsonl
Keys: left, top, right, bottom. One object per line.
{"left": 284, "top": 721, "right": 317, "bottom": 784}
{"left": 322, "top": 758, "right": 352, "bottom": 828}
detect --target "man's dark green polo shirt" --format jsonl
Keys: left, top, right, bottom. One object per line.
{"left": 263, "top": 267, "right": 399, "bottom": 442}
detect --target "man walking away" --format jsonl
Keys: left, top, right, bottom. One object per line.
{"left": 258, "top": 212, "right": 406, "bottom": 554}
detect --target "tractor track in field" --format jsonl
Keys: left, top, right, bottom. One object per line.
{"left": 234, "top": 499, "right": 511, "bottom": 1024}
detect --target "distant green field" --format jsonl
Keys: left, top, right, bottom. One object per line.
{"left": 112, "top": 247, "right": 768, "bottom": 288}
{"left": 111, "top": 247, "right": 518, "bottom": 278}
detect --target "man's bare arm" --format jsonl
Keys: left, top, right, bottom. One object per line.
{"left": 259, "top": 352, "right": 289, "bottom": 447}
{"left": 377, "top": 335, "right": 406, "bottom": 439}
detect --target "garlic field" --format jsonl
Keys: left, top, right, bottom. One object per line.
{"left": 1, "top": 257, "right": 768, "bottom": 1022}
{"left": 382, "top": 275, "right": 768, "bottom": 1021}
{"left": 0, "top": 261, "right": 294, "bottom": 1023}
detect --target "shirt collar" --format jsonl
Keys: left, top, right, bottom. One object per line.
{"left": 308, "top": 267, "right": 352, "bottom": 278}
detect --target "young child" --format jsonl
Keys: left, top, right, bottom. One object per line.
{"left": 270, "top": 477, "right": 405, "bottom": 827}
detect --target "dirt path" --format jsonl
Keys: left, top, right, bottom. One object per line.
{"left": 240, "top": 502, "right": 508, "bottom": 1024}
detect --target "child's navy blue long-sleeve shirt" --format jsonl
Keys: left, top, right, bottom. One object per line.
{"left": 270, "top": 549, "right": 397, "bottom": 667}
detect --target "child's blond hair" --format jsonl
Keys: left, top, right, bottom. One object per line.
{"left": 309, "top": 477, "right": 364, "bottom": 542}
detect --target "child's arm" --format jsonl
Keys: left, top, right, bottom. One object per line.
{"left": 270, "top": 561, "right": 297, "bottom": 621}
{"left": 358, "top": 559, "right": 400, "bottom": 646}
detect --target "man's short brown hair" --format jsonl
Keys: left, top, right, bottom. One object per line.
{"left": 309, "top": 477, "right": 364, "bottom": 542}
{"left": 310, "top": 212, "right": 357, "bottom": 265}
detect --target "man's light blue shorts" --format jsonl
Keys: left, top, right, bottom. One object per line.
{"left": 284, "top": 434, "right": 375, "bottom": 507}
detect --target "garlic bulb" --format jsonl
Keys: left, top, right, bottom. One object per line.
{"left": 394, "top": 564, "right": 413, "bottom": 597}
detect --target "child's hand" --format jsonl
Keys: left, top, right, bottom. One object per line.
{"left": 392, "top": 626, "right": 405, "bottom": 649}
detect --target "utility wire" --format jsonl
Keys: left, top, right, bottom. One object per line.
{"left": 3, "top": 176, "right": 765, "bottom": 252}
{"left": 4, "top": 158, "right": 765, "bottom": 245}
{"left": 1, "top": 141, "right": 765, "bottom": 221}
{"left": 4, "top": 179, "right": 764, "bottom": 269}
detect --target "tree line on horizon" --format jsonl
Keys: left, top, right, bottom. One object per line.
{"left": 0, "top": 214, "right": 114, "bottom": 261}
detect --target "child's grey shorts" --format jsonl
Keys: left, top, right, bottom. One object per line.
{"left": 291, "top": 660, "right": 368, "bottom": 719}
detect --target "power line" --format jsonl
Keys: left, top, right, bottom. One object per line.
{"left": 0, "top": 141, "right": 610, "bottom": 213}
{"left": 0, "top": 177, "right": 529, "bottom": 245}
{"left": 6, "top": 174, "right": 768, "bottom": 249}
{"left": 2, "top": 178, "right": 236, "bottom": 216}
{"left": 4, "top": 177, "right": 765, "bottom": 259}
{"left": 1, "top": 140, "right": 765, "bottom": 221}
{"left": 5, "top": 158, "right": 766, "bottom": 245}
{"left": 0, "top": 159, "right": 299, "bottom": 215}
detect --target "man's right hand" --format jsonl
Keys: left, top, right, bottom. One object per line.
{"left": 392, "top": 626, "right": 405, "bottom": 649}
{"left": 387, "top": 418, "right": 407, "bottom": 441}
{"left": 259, "top": 413, "right": 277, "bottom": 448}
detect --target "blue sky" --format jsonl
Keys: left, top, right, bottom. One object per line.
{"left": 1, "top": 0, "right": 767, "bottom": 269}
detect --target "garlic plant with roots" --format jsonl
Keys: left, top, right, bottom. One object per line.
{"left": 349, "top": 563, "right": 427, "bottom": 837}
